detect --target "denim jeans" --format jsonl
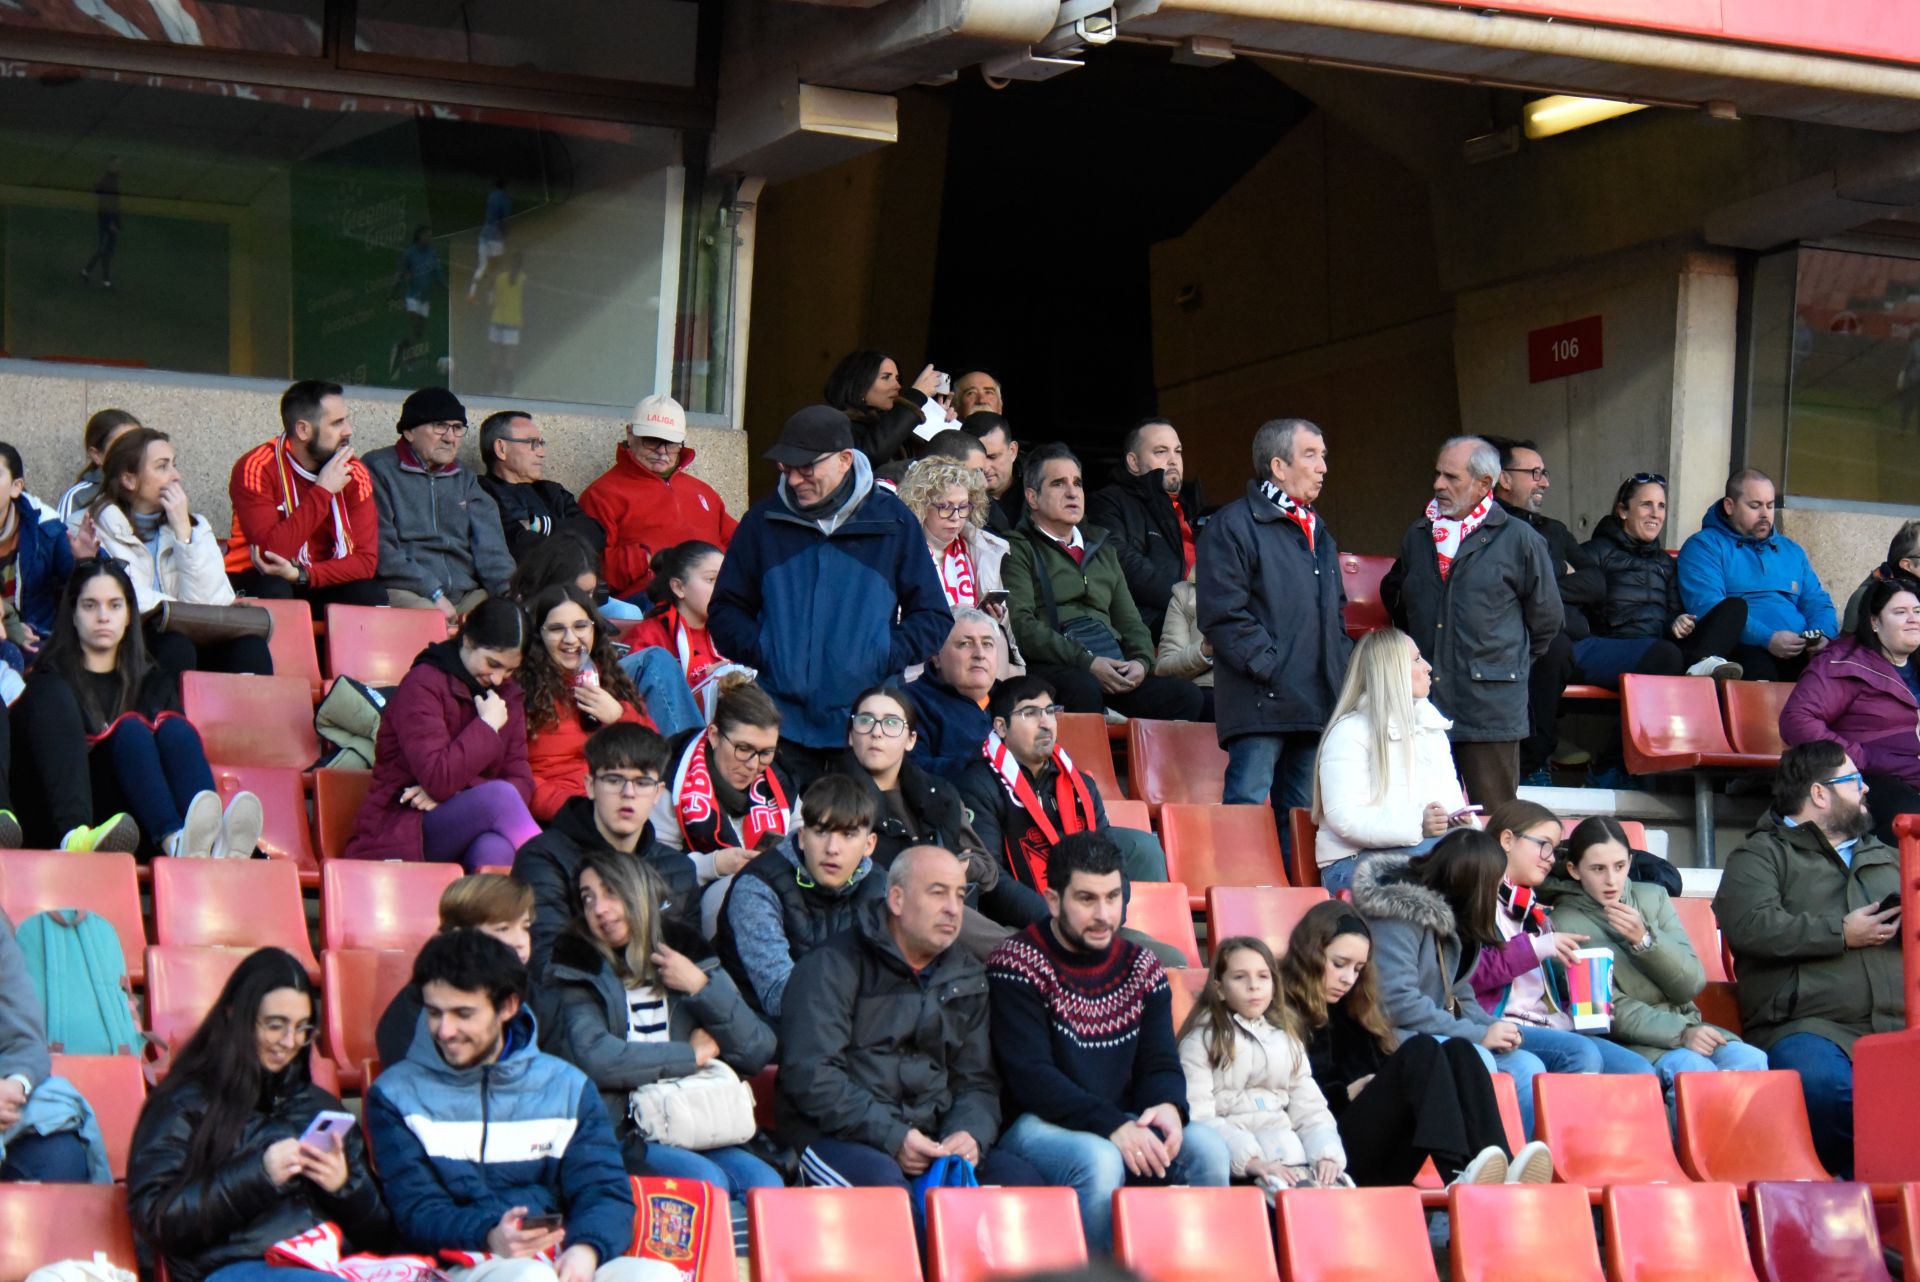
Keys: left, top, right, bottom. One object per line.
{"left": 1463, "top": 1041, "right": 1549, "bottom": 1139}
{"left": 619, "top": 647, "right": 704, "bottom": 740}
{"left": 996, "top": 1112, "right": 1232, "bottom": 1254}
{"left": 205, "top": 1266, "right": 324, "bottom": 1282}
{"left": 1320, "top": 838, "right": 1439, "bottom": 897}
{"left": 1653, "top": 1038, "right": 1770, "bottom": 1089}
{"left": 1222, "top": 730, "right": 1319, "bottom": 856}
{"left": 640, "top": 1142, "right": 783, "bottom": 1255}
{"left": 1766, "top": 1032, "right": 1855, "bottom": 1177}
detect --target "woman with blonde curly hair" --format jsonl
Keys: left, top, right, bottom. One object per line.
{"left": 897, "top": 455, "right": 1021, "bottom": 676}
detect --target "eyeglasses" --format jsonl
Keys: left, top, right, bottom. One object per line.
{"left": 593, "top": 771, "right": 663, "bottom": 795}
{"left": 1627, "top": 472, "right": 1667, "bottom": 486}
{"left": 1502, "top": 466, "right": 1550, "bottom": 482}
{"left": 256, "top": 1016, "right": 317, "bottom": 1044}
{"left": 781, "top": 452, "right": 837, "bottom": 478}
{"left": 542, "top": 619, "right": 594, "bottom": 639}
{"left": 1008, "top": 703, "right": 1064, "bottom": 722}
{"left": 1822, "top": 772, "right": 1866, "bottom": 790}
{"left": 503, "top": 435, "right": 547, "bottom": 450}
{"left": 630, "top": 435, "right": 678, "bottom": 454}
{"left": 1516, "top": 833, "right": 1557, "bottom": 852}
{"left": 717, "top": 728, "right": 779, "bottom": 765}
{"left": 927, "top": 502, "right": 972, "bottom": 519}
{"left": 851, "top": 712, "right": 909, "bottom": 738}
{"left": 422, "top": 421, "right": 467, "bottom": 437}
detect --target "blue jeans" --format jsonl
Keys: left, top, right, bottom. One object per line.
{"left": 1222, "top": 730, "right": 1319, "bottom": 857}
{"left": 1653, "top": 1038, "right": 1769, "bottom": 1089}
{"left": 105, "top": 714, "right": 218, "bottom": 842}
{"left": 619, "top": 647, "right": 704, "bottom": 740}
{"left": 599, "top": 596, "right": 646, "bottom": 621}
{"left": 1320, "top": 837, "right": 1439, "bottom": 897}
{"left": 206, "top": 1267, "right": 323, "bottom": 1282}
{"left": 640, "top": 1142, "right": 782, "bottom": 1254}
{"left": 0, "top": 1128, "right": 90, "bottom": 1182}
{"left": 996, "top": 1112, "right": 1232, "bottom": 1254}
{"left": 1766, "top": 1032, "right": 1855, "bottom": 1177}
{"left": 1463, "top": 1041, "right": 1548, "bottom": 1139}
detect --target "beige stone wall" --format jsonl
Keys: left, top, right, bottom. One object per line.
{"left": 0, "top": 365, "right": 749, "bottom": 535}
{"left": 1783, "top": 506, "right": 1902, "bottom": 623}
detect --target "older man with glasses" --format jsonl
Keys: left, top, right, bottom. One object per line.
{"left": 477, "top": 409, "right": 604, "bottom": 565}
{"left": 363, "top": 386, "right": 515, "bottom": 629}
{"left": 581, "top": 393, "right": 736, "bottom": 602}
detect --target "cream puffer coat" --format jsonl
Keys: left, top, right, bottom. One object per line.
{"left": 1179, "top": 1013, "right": 1345, "bottom": 1177}
{"left": 1314, "top": 696, "right": 1466, "bottom": 870}
{"left": 93, "top": 504, "right": 237, "bottom": 613}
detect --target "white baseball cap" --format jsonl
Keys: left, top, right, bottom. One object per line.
{"left": 630, "top": 393, "right": 687, "bottom": 443}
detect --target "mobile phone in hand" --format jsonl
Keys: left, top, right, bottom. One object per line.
{"left": 299, "top": 1111, "right": 356, "bottom": 1149}
{"left": 1879, "top": 890, "right": 1902, "bottom": 915}
{"left": 520, "top": 1213, "right": 564, "bottom": 1233}
{"left": 980, "top": 589, "right": 1009, "bottom": 610}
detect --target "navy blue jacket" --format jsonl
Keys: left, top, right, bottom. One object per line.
{"left": 709, "top": 454, "right": 953, "bottom": 748}
{"left": 10, "top": 496, "right": 75, "bottom": 638}
{"left": 905, "top": 673, "right": 992, "bottom": 781}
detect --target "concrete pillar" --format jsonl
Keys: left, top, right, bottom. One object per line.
{"left": 1667, "top": 253, "right": 1740, "bottom": 543}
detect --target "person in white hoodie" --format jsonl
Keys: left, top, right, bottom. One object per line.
{"left": 1312, "top": 627, "right": 1474, "bottom": 894}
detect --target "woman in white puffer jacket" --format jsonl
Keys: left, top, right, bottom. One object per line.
{"left": 1311, "top": 627, "right": 1473, "bottom": 895}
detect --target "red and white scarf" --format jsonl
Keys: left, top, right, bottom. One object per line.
{"left": 936, "top": 538, "right": 978, "bottom": 608}
{"left": 270, "top": 1222, "right": 443, "bottom": 1282}
{"left": 982, "top": 730, "right": 1097, "bottom": 894}
{"left": 673, "top": 733, "right": 790, "bottom": 853}
{"left": 1426, "top": 493, "right": 1494, "bottom": 581}
{"left": 1259, "top": 480, "right": 1317, "bottom": 551}
{"left": 274, "top": 438, "right": 352, "bottom": 566}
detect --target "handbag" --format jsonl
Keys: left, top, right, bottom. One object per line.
{"left": 154, "top": 600, "right": 274, "bottom": 647}
{"left": 1031, "top": 548, "right": 1126, "bottom": 661}
{"left": 628, "top": 1060, "right": 756, "bottom": 1151}
{"left": 909, "top": 1154, "right": 978, "bottom": 1235}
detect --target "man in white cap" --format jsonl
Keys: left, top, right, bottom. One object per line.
{"left": 581, "top": 392, "right": 736, "bottom": 601}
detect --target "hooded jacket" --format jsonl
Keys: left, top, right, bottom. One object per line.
{"left": 1178, "top": 1013, "right": 1345, "bottom": 1178}
{"left": 366, "top": 1008, "right": 636, "bottom": 1265}
{"left": 477, "top": 475, "right": 604, "bottom": 565}
{"left": 1498, "top": 499, "right": 1600, "bottom": 641}
{"left": 904, "top": 672, "right": 993, "bottom": 781}
{"left": 1313, "top": 697, "right": 1465, "bottom": 868}
{"left": 513, "top": 795, "right": 699, "bottom": 975}
{"left": 3, "top": 494, "right": 76, "bottom": 637}
{"left": 1350, "top": 852, "right": 1496, "bottom": 1044}
{"left": 1712, "top": 812, "right": 1904, "bottom": 1052}
{"left": 128, "top": 1069, "right": 389, "bottom": 1282}
{"left": 342, "top": 640, "right": 533, "bottom": 862}
{"left": 1677, "top": 502, "right": 1837, "bottom": 648}
{"left": 708, "top": 452, "right": 953, "bottom": 749}
{"left": 714, "top": 832, "right": 886, "bottom": 1018}
{"left": 1582, "top": 513, "right": 1683, "bottom": 639}
{"left": 363, "top": 442, "right": 515, "bottom": 601}
{"left": 1086, "top": 464, "right": 1208, "bottom": 640}
{"left": 1779, "top": 636, "right": 1920, "bottom": 790}
{"left": 1002, "top": 517, "right": 1154, "bottom": 671}
{"left": 579, "top": 446, "right": 735, "bottom": 599}
{"left": 776, "top": 895, "right": 1001, "bottom": 1155}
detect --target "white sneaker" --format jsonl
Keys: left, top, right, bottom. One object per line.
{"left": 1505, "top": 1140, "right": 1555, "bottom": 1185}
{"left": 1686, "top": 655, "right": 1744, "bottom": 681}
{"left": 1450, "top": 1145, "right": 1509, "bottom": 1186}
{"left": 213, "top": 790, "right": 263, "bottom": 859}
{"left": 175, "top": 790, "right": 224, "bottom": 858}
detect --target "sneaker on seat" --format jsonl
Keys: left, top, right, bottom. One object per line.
{"left": 62, "top": 813, "right": 139, "bottom": 854}
{"left": 1685, "top": 655, "right": 1743, "bottom": 681}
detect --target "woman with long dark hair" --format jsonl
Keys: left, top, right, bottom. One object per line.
{"left": 14, "top": 559, "right": 258, "bottom": 856}
{"left": 822, "top": 349, "right": 946, "bottom": 463}
{"left": 520, "top": 583, "right": 652, "bottom": 821}
{"left": 127, "top": 947, "right": 388, "bottom": 1282}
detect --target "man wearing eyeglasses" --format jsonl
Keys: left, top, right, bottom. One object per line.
{"left": 1487, "top": 437, "right": 1605, "bottom": 787}
{"left": 364, "top": 387, "right": 515, "bottom": 631}
{"left": 1714, "top": 740, "right": 1905, "bottom": 1178}
{"left": 477, "top": 410, "right": 604, "bottom": 566}
{"left": 580, "top": 394, "right": 736, "bottom": 602}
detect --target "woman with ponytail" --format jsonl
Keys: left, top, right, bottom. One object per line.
{"left": 617, "top": 540, "right": 727, "bottom": 739}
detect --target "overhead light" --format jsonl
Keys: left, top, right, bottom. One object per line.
{"left": 1522, "top": 95, "right": 1648, "bottom": 140}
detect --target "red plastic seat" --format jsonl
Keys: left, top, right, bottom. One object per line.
{"left": 1900, "top": 1184, "right": 1919, "bottom": 1282}
{"left": 1558, "top": 816, "right": 1648, "bottom": 848}
{"left": 1126, "top": 881, "right": 1200, "bottom": 967}
{"left": 323, "top": 861, "right": 461, "bottom": 952}
{"left": 1722, "top": 679, "right": 1792, "bottom": 759}
{"left": 214, "top": 764, "right": 318, "bottom": 876}
{"left": 1277, "top": 1185, "right": 1438, "bottom": 1282}
{"left": 0, "top": 1184, "right": 139, "bottom": 1282}
{"left": 1676, "top": 1069, "right": 1830, "bottom": 1187}
{"left": 1536, "top": 1072, "right": 1688, "bottom": 1190}
{"left": 1854, "top": 1028, "right": 1920, "bottom": 1185}
{"left": 1749, "top": 1181, "right": 1893, "bottom": 1282}
{"left": 1127, "top": 718, "right": 1227, "bottom": 813}
{"left": 925, "top": 1186, "right": 1086, "bottom": 1282}
{"left": 1057, "top": 711, "right": 1124, "bottom": 800}
{"left": 1105, "top": 798, "right": 1152, "bottom": 833}
{"left": 1622, "top": 674, "right": 1776, "bottom": 774}
{"left": 1167, "top": 967, "right": 1207, "bottom": 1034}
{"left": 747, "top": 1187, "right": 923, "bottom": 1282}
{"left": 1159, "top": 803, "right": 1287, "bottom": 911}
{"left": 239, "top": 595, "right": 324, "bottom": 703}
{"left": 1113, "top": 1186, "right": 1278, "bottom": 1282}
{"left": 182, "top": 671, "right": 323, "bottom": 770}
{"left": 1562, "top": 683, "right": 1621, "bottom": 701}
{"left": 1340, "top": 553, "right": 1392, "bottom": 639}
{"left": 313, "top": 767, "right": 373, "bottom": 863}
{"left": 1671, "top": 895, "right": 1729, "bottom": 982}
{"left": 50, "top": 1052, "right": 147, "bottom": 1180}
{"left": 1450, "top": 1183, "right": 1605, "bottom": 1282}
{"left": 1286, "top": 808, "right": 1320, "bottom": 887}
{"left": 151, "top": 858, "right": 319, "bottom": 976}
{"left": 324, "top": 604, "right": 446, "bottom": 685}
{"left": 0, "top": 849, "right": 146, "bottom": 981}
{"left": 1204, "top": 886, "right": 1329, "bottom": 957}
{"left": 1604, "top": 1182, "right": 1758, "bottom": 1282}
{"left": 146, "top": 946, "right": 337, "bottom": 1092}
{"left": 323, "top": 948, "right": 416, "bottom": 1091}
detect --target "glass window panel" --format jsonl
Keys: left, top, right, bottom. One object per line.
{"left": 0, "top": 0, "right": 325, "bottom": 56}
{"left": 352, "top": 0, "right": 699, "bottom": 88}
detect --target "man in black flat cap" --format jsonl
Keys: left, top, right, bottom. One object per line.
{"left": 708, "top": 405, "right": 954, "bottom": 784}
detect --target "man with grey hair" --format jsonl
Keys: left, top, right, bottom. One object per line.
{"left": 1197, "top": 417, "right": 1351, "bottom": 837}
{"left": 909, "top": 607, "right": 1001, "bottom": 779}
{"left": 1382, "top": 435, "right": 1559, "bottom": 806}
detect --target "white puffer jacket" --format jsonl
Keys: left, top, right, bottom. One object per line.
{"left": 1314, "top": 696, "right": 1466, "bottom": 869}
{"left": 93, "top": 504, "right": 235, "bottom": 613}
{"left": 1179, "top": 1014, "right": 1345, "bottom": 1177}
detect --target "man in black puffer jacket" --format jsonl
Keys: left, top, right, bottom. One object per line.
{"left": 1087, "top": 418, "right": 1208, "bottom": 643}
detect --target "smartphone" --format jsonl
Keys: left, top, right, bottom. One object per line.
{"left": 299, "top": 1110, "right": 356, "bottom": 1149}
{"left": 519, "top": 1213, "right": 564, "bottom": 1233}
{"left": 1448, "top": 804, "right": 1485, "bottom": 821}
{"left": 1802, "top": 629, "right": 1825, "bottom": 642}
{"left": 980, "top": 589, "right": 1009, "bottom": 610}
{"left": 935, "top": 372, "right": 952, "bottom": 396}
{"left": 1879, "top": 891, "right": 1902, "bottom": 914}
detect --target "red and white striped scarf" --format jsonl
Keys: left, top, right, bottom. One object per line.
{"left": 673, "top": 732, "right": 790, "bottom": 853}
{"left": 1426, "top": 492, "right": 1494, "bottom": 581}
{"left": 269, "top": 1222, "right": 443, "bottom": 1282}
{"left": 273, "top": 438, "right": 352, "bottom": 566}
{"left": 937, "top": 538, "right": 978, "bottom": 608}
{"left": 983, "top": 730, "right": 1097, "bottom": 894}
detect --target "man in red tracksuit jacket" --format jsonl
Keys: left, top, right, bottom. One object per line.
{"left": 581, "top": 393, "right": 736, "bottom": 601}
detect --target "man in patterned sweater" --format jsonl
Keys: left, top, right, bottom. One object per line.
{"left": 986, "top": 831, "right": 1229, "bottom": 1253}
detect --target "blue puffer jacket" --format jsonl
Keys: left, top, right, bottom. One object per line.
{"left": 709, "top": 452, "right": 953, "bottom": 748}
{"left": 11, "top": 495, "right": 75, "bottom": 638}
{"left": 364, "top": 1007, "right": 635, "bottom": 1265}
{"left": 1677, "top": 502, "right": 1837, "bottom": 648}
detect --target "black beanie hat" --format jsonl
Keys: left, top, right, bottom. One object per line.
{"left": 397, "top": 386, "right": 467, "bottom": 433}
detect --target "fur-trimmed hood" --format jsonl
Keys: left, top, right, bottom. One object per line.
{"left": 1350, "top": 852, "right": 1459, "bottom": 941}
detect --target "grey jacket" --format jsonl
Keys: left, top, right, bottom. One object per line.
{"left": 0, "top": 910, "right": 51, "bottom": 1087}
{"left": 363, "top": 444, "right": 515, "bottom": 600}
{"left": 1382, "top": 501, "right": 1560, "bottom": 742}
{"left": 1351, "top": 853, "right": 1496, "bottom": 1043}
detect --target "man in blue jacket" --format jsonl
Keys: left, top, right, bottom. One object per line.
{"left": 1678, "top": 469, "right": 1837, "bottom": 682}
{"left": 709, "top": 405, "right": 953, "bottom": 782}
{"left": 366, "top": 930, "right": 667, "bottom": 1282}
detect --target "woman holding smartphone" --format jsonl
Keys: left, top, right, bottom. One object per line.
{"left": 897, "top": 456, "right": 1020, "bottom": 677}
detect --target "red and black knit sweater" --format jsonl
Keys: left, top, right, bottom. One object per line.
{"left": 985, "top": 920, "right": 1188, "bottom": 1137}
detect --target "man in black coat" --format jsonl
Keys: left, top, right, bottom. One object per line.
{"left": 1087, "top": 417, "right": 1207, "bottom": 642}
{"left": 963, "top": 412, "right": 1025, "bottom": 536}
{"left": 476, "top": 410, "right": 605, "bottom": 564}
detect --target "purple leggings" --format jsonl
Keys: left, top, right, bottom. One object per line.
{"left": 421, "top": 779, "right": 542, "bottom": 872}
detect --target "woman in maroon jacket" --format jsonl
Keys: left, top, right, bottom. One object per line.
{"left": 1781, "top": 575, "right": 1920, "bottom": 843}
{"left": 343, "top": 597, "right": 540, "bottom": 867}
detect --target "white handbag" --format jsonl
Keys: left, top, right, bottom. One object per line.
{"left": 628, "top": 1060, "right": 757, "bottom": 1150}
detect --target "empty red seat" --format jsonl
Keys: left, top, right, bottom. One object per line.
{"left": 313, "top": 767, "right": 373, "bottom": 863}
{"left": 1604, "top": 1182, "right": 1758, "bottom": 1282}
{"left": 1671, "top": 895, "right": 1729, "bottom": 982}
{"left": 1852, "top": 1028, "right": 1920, "bottom": 1185}
{"left": 1159, "top": 803, "right": 1287, "bottom": 911}
{"left": 1676, "top": 1069, "right": 1830, "bottom": 1187}
{"left": 0, "top": 1184, "right": 139, "bottom": 1282}
{"left": 182, "top": 671, "right": 323, "bottom": 770}
{"left": 1126, "top": 881, "right": 1200, "bottom": 967}
{"left": 1622, "top": 675, "right": 1776, "bottom": 774}
{"left": 0, "top": 849, "right": 146, "bottom": 981}
{"left": 1277, "top": 1185, "right": 1438, "bottom": 1282}
{"left": 214, "top": 764, "right": 317, "bottom": 876}
{"left": 1340, "top": 553, "right": 1392, "bottom": 638}
{"left": 323, "top": 948, "right": 416, "bottom": 1091}
{"left": 1166, "top": 967, "right": 1206, "bottom": 1033}
{"left": 239, "top": 595, "right": 325, "bottom": 703}
{"left": 1900, "top": 1184, "right": 1919, "bottom": 1282}
{"left": 324, "top": 604, "right": 446, "bottom": 686}
{"left": 747, "top": 1187, "right": 923, "bottom": 1282}
{"left": 1748, "top": 1181, "right": 1893, "bottom": 1282}
{"left": 1721, "top": 679, "right": 1791, "bottom": 758}
{"left": 1105, "top": 798, "right": 1152, "bottom": 832}
{"left": 925, "top": 1186, "right": 1086, "bottom": 1282}
{"left": 50, "top": 1052, "right": 146, "bottom": 1180}
{"left": 1536, "top": 1072, "right": 1688, "bottom": 1189}
{"left": 1562, "top": 683, "right": 1621, "bottom": 701}
{"left": 146, "top": 944, "right": 250, "bottom": 1057}
{"left": 1127, "top": 718, "right": 1227, "bottom": 813}
{"left": 1114, "top": 1186, "right": 1279, "bottom": 1282}
{"left": 151, "top": 858, "right": 319, "bottom": 976}
{"left": 1450, "top": 1183, "right": 1605, "bottom": 1282}
{"left": 1057, "top": 711, "right": 1124, "bottom": 800}
{"left": 322, "top": 861, "right": 461, "bottom": 952}
{"left": 1286, "top": 808, "right": 1320, "bottom": 888}
{"left": 1204, "top": 885, "right": 1329, "bottom": 956}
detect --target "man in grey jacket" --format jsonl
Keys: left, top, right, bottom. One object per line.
{"left": 0, "top": 909, "right": 91, "bottom": 1180}
{"left": 1383, "top": 436, "right": 1559, "bottom": 808}
{"left": 363, "top": 386, "right": 515, "bottom": 629}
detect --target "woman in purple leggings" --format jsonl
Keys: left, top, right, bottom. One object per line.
{"left": 344, "top": 597, "right": 540, "bottom": 870}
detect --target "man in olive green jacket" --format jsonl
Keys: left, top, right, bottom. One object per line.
{"left": 1713, "top": 741, "right": 1905, "bottom": 1177}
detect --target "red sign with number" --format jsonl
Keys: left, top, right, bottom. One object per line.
{"left": 1528, "top": 315, "right": 1604, "bottom": 383}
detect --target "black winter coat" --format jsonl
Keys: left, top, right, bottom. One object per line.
{"left": 1086, "top": 464, "right": 1208, "bottom": 640}
{"left": 1498, "top": 500, "right": 1601, "bottom": 641}
{"left": 1582, "top": 513, "right": 1683, "bottom": 640}
{"left": 478, "top": 476, "right": 605, "bottom": 564}
{"left": 512, "top": 796, "right": 699, "bottom": 974}
{"left": 128, "top": 1073, "right": 389, "bottom": 1282}
{"left": 847, "top": 389, "right": 933, "bottom": 464}
{"left": 1195, "top": 481, "right": 1351, "bottom": 743}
